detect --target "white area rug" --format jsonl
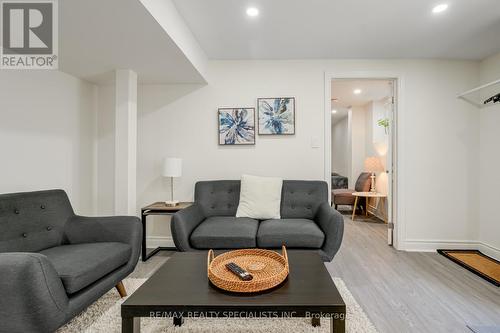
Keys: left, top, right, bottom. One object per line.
{"left": 58, "top": 278, "right": 378, "bottom": 333}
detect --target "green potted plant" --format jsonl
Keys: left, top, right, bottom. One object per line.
{"left": 377, "top": 118, "right": 389, "bottom": 134}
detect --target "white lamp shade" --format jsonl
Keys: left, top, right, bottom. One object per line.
{"left": 364, "top": 156, "right": 384, "bottom": 173}
{"left": 162, "top": 158, "right": 182, "bottom": 177}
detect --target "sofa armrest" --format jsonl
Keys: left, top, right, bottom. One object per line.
{"left": 315, "top": 202, "right": 344, "bottom": 262}
{"left": 171, "top": 204, "right": 205, "bottom": 251}
{"left": 0, "top": 253, "right": 69, "bottom": 332}
{"left": 64, "top": 215, "right": 142, "bottom": 267}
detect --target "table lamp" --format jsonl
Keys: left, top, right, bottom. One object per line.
{"left": 162, "top": 157, "right": 182, "bottom": 206}
{"left": 364, "top": 156, "right": 384, "bottom": 192}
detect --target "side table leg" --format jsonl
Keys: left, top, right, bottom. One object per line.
{"left": 122, "top": 317, "right": 140, "bottom": 333}
{"left": 351, "top": 196, "right": 359, "bottom": 221}
{"left": 331, "top": 316, "right": 345, "bottom": 333}
{"left": 141, "top": 212, "right": 147, "bottom": 262}
{"left": 366, "top": 197, "right": 369, "bottom": 216}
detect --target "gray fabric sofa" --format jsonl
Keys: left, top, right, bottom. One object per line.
{"left": 172, "top": 180, "right": 344, "bottom": 262}
{"left": 0, "top": 189, "right": 142, "bottom": 333}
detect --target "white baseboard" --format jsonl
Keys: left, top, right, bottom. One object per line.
{"left": 402, "top": 239, "right": 500, "bottom": 260}
{"left": 145, "top": 235, "right": 500, "bottom": 260}
{"left": 477, "top": 242, "right": 500, "bottom": 261}
{"left": 146, "top": 236, "right": 175, "bottom": 248}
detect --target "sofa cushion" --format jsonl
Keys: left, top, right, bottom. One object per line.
{"left": 332, "top": 189, "right": 356, "bottom": 205}
{"left": 355, "top": 172, "right": 372, "bottom": 192}
{"left": 257, "top": 219, "right": 325, "bottom": 249}
{"left": 236, "top": 174, "right": 283, "bottom": 220}
{"left": 190, "top": 216, "right": 259, "bottom": 249}
{"left": 194, "top": 181, "right": 241, "bottom": 217}
{"left": 280, "top": 181, "right": 328, "bottom": 219}
{"left": 39, "top": 242, "right": 131, "bottom": 294}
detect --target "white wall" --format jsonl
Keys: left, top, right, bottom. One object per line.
{"left": 365, "top": 100, "right": 389, "bottom": 189}
{"left": 365, "top": 100, "right": 390, "bottom": 159}
{"left": 104, "top": 59, "right": 479, "bottom": 249}
{"left": 0, "top": 71, "right": 98, "bottom": 215}
{"left": 349, "top": 106, "right": 367, "bottom": 188}
{"left": 478, "top": 52, "right": 500, "bottom": 259}
{"left": 331, "top": 116, "right": 348, "bottom": 176}
{"left": 114, "top": 70, "right": 138, "bottom": 215}
{"left": 96, "top": 85, "right": 116, "bottom": 215}
{"left": 364, "top": 100, "right": 390, "bottom": 220}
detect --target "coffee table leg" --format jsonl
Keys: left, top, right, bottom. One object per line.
{"left": 173, "top": 316, "right": 184, "bottom": 326}
{"left": 331, "top": 316, "right": 345, "bottom": 333}
{"left": 122, "top": 316, "right": 140, "bottom": 333}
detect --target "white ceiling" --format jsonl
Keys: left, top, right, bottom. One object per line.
{"left": 59, "top": 0, "right": 206, "bottom": 84}
{"left": 172, "top": 0, "right": 500, "bottom": 60}
{"left": 332, "top": 79, "right": 392, "bottom": 108}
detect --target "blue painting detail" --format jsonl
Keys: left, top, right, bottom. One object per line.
{"left": 218, "top": 108, "right": 255, "bottom": 145}
{"left": 258, "top": 98, "right": 295, "bottom": 135}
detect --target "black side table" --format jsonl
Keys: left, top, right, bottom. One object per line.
{"left": 141, "top": 201, "right": 192, "bottom": 261}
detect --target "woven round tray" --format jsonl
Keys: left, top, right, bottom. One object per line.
{"left": 207, "top": 246, "right": 289, "bottom": 293}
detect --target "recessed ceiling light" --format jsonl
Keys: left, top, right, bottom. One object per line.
{"left": 246, "top": 7, "right": 259, "bottom": 17}
{"left": 332, "top": 109, "right": 338, "bottom": 114}
{"left": 432, "top": 3, "right": 448, "bottom": 14}
{"left": 353, "top": 89, "right": 362, "bottom": 95}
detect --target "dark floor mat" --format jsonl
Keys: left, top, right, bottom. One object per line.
{"left": 467, "top": 324, "right": 500, "bottom": 333}
{"left": 438, "top": 250, "right": 500, "bottom": 287}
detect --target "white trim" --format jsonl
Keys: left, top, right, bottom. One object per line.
{"left": 457, "top": 78, "right": 500, "bottom": 108}
{"left": 324, "top": 70, "right": 405, "bottom": 250}
{"left": 403, "top": 239, "right": 500, "bottom": 260}
{"left": 478, "top": 242, "right": 500, "bottom": 261}
{"left": 403, "top": 239, "right": 479, "bottom": 252}
{"left": 92, "top": 84, "right": 99, "bottom": 216}
{"left": 324, "top": 72, "right": 332, "bottom": 201}
{"left": 458, "top": 78, "right": 500, "bottom": 96}
{"left": 146, "top": 236, "right": 175, "bottom": 248}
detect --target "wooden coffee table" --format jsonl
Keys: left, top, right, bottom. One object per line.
{"left": 121, "top": 251, "right": 346, "bottom": 332}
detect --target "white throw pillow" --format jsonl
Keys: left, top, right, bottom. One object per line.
{"left": 236, "top": 174, "right": 283, "bottom": 219}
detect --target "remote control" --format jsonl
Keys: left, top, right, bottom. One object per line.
{"left": 225, "top": 262, "right": 253, "bottom": 281}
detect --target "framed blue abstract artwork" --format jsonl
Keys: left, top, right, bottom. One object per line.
{"left": 218, "top": 108, "right": 255, "bottom": 145}
{"left": 258, "top": 97, "right": 295, "bottom": 135}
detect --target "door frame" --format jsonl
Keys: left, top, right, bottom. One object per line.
{"left": 324, "top": 71, "right": 405, "bottom": 250}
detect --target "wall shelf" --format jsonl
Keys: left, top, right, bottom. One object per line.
{"left": 457, "top": 78, "right": 500, "bottom": 108}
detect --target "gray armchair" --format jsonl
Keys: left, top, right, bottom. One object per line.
{"left": 172, "top": 180, "right": 344, "bottom": 262}
{"left": 0, "top": 189, "right": 142, "bottom": 333}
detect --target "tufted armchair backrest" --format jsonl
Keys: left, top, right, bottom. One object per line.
{"left": 194, "top": 180, "right": 328, "bottom": 219}
{"left": 0, "top": 189, "right": 74, "bottom": 253}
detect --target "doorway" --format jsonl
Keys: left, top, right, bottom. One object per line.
{"left": 326, "top": 76, "right": 398, "bottom": 247}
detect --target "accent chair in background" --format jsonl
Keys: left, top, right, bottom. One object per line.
{"left": 332, "top": 172, "right": 371, "bottom": 211}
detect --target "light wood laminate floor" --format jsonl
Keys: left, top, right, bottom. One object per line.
{"left": 326, "top": 214, "right": 500, "bottom": 333}
{"left": 131, "top": 215, "right": 500, "bottom": 333}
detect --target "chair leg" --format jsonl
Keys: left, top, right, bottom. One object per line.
{"left": 335, "top": 204, "right": 338, "bottom": 210}
{"left": 116, "top": 281, "right": 127, "bottom": 297}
